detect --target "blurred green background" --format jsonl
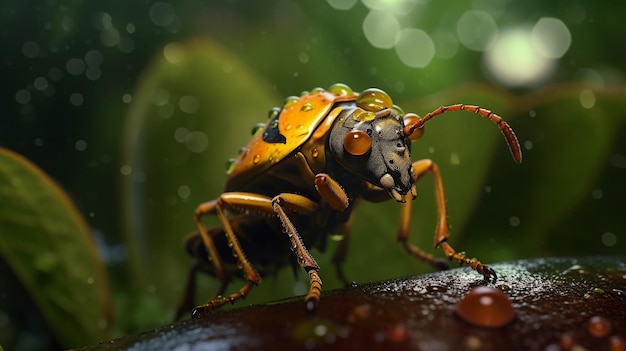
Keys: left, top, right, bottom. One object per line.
{"left": 1, "top": 0, "right": 625, "bottom": 350}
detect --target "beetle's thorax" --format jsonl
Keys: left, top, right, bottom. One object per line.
{"left": 328, "top": 107, "right": 416, "bottom": 202}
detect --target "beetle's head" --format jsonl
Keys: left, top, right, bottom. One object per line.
{"left": 329, "top": 106, "right": 423, "bottom": 203}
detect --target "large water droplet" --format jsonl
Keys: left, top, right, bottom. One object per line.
{"left": 454, "top": 286, "right": 515, "bottom": 328}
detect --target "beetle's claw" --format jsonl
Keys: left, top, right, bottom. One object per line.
{"left": 191, "top": 306, "right": 212, "bottom": 319}
{"left": 481, "top": 265, "right": 498, "bottom": 284}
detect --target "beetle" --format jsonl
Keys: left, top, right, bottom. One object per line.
{"left": 176, "top": 83, "right": 522, "bottom": 319}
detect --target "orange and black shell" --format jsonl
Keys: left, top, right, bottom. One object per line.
{"left": 224, "top": 84, "right": 399, "bottom": 190}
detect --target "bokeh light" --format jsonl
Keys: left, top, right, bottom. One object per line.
{"left": 484, "top": 27, "right": 555, "bottom": 87}
{"left": 531, "top": 17, "right": 571, "bottom": 59}
{"left": 326, "top": 0, "right": 358, "bottom": 10}
{"left": 456, "top": 11, "right": 498, "bottom": 51}
{"left": 395, "top": 28, "right": 435, "bottom": 68}
{"left": 362, "top": 10, "right": 401, "bottom": 49}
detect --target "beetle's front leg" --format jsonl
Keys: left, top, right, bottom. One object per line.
{"left": 314, "top": 173, "right": 354, "bottom": 285}
{"left": 272, "top": 193, "right": 323, "bottom": 313}
{"left": 403, "top": 159, "right": 497, "bottom": 282}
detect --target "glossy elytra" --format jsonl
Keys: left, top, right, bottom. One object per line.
{"left": 177, "top": 83, "right": 522, "bottom": 319}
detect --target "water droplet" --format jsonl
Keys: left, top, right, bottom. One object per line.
{"left": 356, "top": 88, "right": 393, "bottom": 112}
{"left": 267, "top": 107, "right": 281, "bottom": 120}
{"left": 253, "top": 154, "right": 261, "bottom": 164}
{"left": 347, "top": 303, "right": 370, "bottom": 323}
{"left": 464, "top": 335, "right": 482, "bottom": 350}
{"left": 301, "top": 102, "right": 314, "bottom": 112}
{"left": 284, "top": 96, "right": 299, "bottom": 107}
{"left": 391, "top": 104, "right": 405, "bottom": 116}
{"left": 609, "top": 335, "right": 626, "bottom": 351}
{"left": 226, "top": 158, "right": 236, "bottom": 174}
{"left": 454, "top": 286, "right": 515, "bottom": 328}
{"left": 285, "top": 124, "right": 293, "bottom": 131}
{"left": 328, "top": 83, "right": 352, "bottom": 96}
{"left": 251, "top": 123, "right": 265, "bottom": 136}
{"left": 496, "top": 284, "right": 510, "bottom": 291}
{"left": 290, "top": 318, "right": 347, "bottom": 347}
{"left": 312, "top": 148, "right": 319, "bottom": 158}
{"left": 387, "top": 323, "right": 408, "bottom": 342}
{"left": 559, "top": 332, "right": 576, "bottom": 350}
{"left": 587, "top": 316, "right": 611, "bottom": 338}
{"left": 352, "top": 109, "right": 375, "bottom": 122}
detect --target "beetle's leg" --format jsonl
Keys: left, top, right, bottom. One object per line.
{"left": 313, "top": 173, "right": 354, "bottom": 285}
{"left": 190, "top": 200, "right": 229, "bottom": 308}
{"left": 314, "top": 173, "right": 349, "bottom": 211}
{"left": 403, "top": 159, "right": 497, "bottom": 282}
{"left": 331, "top": 220, "right": 352, "bottom": 286}
{"left": 397, "top": 193, "right": 450, "bottom": 271}
{"left": 175, "top": 259, "right": 212, "bottom": 320}
{"left": 272, "top": 193, "right": 323, "bottom": 313}
{"left": 191, "top": 194, "right": 268, "bottom": 318}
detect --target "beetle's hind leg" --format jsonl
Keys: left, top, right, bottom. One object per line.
{"left": 190, "top": 196, "right": 262, "bottom": 318}
{"left": 399, "top": 159, "right": 497, "bottom": 282}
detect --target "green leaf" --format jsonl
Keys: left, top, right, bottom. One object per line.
{"left": 0, "top": 148, "right": 112, "bottom": 348}
{"left": 120, "top": 38, "right": 281, "bottom": 317}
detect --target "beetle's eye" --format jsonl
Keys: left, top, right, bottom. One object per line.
{"left": 403, "top": 113, "right": 424, "bottom": 141}
{"left": 343, "top": 130, "right": 371, "bottom": 156}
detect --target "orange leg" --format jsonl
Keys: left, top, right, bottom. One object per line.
{"left": 193, "top": 191, "right": 324, "bottom": 316}
{"left": 271, "top": 193, "right": 323, "bottom": 313}
{"left": 398, "top": 159, "right": 497, "bottom": 281}
{"left": 190, "top": 193, "right": 269, "bottom": 318}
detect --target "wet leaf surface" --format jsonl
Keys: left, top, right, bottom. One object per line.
{"left": 0, "top": 148, "right": 112, "bottom": 348}
{"left": 74, "top": 256, "right": 626, "bottom": 351}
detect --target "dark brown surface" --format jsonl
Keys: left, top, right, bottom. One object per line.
{"left": 74, "top": 256, "right": 626, "bottom": 351}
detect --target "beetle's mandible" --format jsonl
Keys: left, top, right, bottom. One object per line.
{"left": 177, "top": 83, "right": 522, "bottom": 319}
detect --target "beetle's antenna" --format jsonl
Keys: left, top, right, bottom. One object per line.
{"left": 407, "top": 104, "right": 522, "bottom": 164}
